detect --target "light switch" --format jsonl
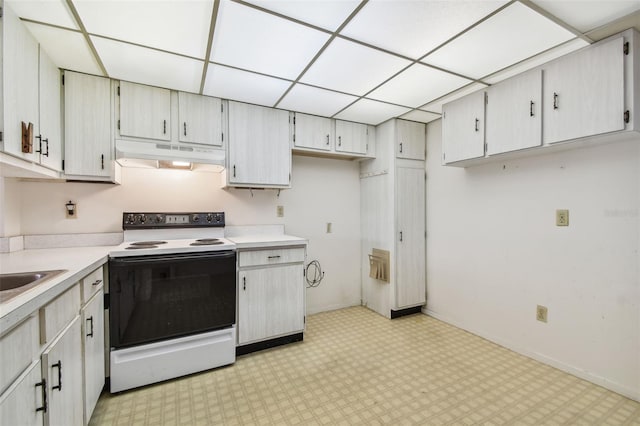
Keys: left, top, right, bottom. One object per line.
{"left": 277, "top": 206, "right": 284, "bottom": 217}
{"left": 556, "top": 209, "right": 569, "bottom": 226}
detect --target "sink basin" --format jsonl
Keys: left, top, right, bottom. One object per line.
{"left": 0, "top": 270, "right": 66, "bottom": 301}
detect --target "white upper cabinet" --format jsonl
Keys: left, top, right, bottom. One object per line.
{"left": 37, "top": 48, "right": 62, "bottom": 172}
{"left": 227, "top": 101, "right": 291, "bottom": 188}
{"left": 543, "top": 36, "right": 625, "bottom": 144}
{"left": 442, "top": 90, "right": 486, "bottom": 164}
{"left": 486, "top": 69, "right": 542, "bottom": 155}
{"left": 395, "top": 119, "right": 426, "bottom": 160}
{"left": 335, "top": 120, "right": 370, "bottom": 155}
{"left": 178, "top": 92, "right": 223, "bottom": 146}
{"left": 293, "top": 113, "right": 332, "bottom": 151}
{"left": 64, "top": 71, "right": 114, "bottom": 179}
{"left": 119, "top": 81, "right": 171, "bottom": 141}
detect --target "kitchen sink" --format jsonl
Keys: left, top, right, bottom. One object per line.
{"left": 0, "top": 270, "right": 66, "bottom": 301}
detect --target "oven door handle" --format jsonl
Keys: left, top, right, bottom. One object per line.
{"left": 110, "top": 251, "right": 235, "bottom": 265}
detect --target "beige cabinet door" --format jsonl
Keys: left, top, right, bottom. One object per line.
{"left": 178, "top": 92, "right": 223, "bottom": 146}
{"left": 396, "top": 120, "right": 425, "bottom": 160}
{"left": 82, "top": 291, "right": 105, "bottom": 423}
{"left": 293, "top": 113, "right": 333, "bottom": 151}
{"left": 335, "top": 120, "right": 369, "bottom": 155}
{"left": 119, "top": 81, "right": 171, "bottom": 141}
{"left": 0, "top": 361, "right": 44, "bottom": 426}
{"left": 442, "top": 90, "right": 485, "bottom": 164}
{"left": 37, "top": 48, "right": 62, "bottom": 172}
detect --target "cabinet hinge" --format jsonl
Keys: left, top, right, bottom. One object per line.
{"left": 0, "top": 7, "right": 3, "bottom": 18}
{"left": 222, "top": 132, "right": 224, "bottom": 142}
{"left": 366, "top": 143, "right": 368, "bottom": 152}
{"left": 442, "top": 112, "right": 446, "bottom": 119}
{"left": 117, "top": 120, "right": 120, "bottom": 130}
{"left": 62, "top": 160, "right": 65, "bottom": 171}
{"left": 624, "top": 42, "right": 629, "bottom": 55}
{"left": 61, "top": 74, "right": 65, "bottom": 85}
{"left": 221, "top": 103, "right": 224, "bottom": 113}
{"left": 293, "top": 116, "right": 296, "bottom": 125}
{"left": 624, "top": 110, "right": 630, "bottom": 123}
{"left": 289, "top": 173, "right": 291, "bottom": 182}
{"left": 0, "top": 131, "right": 3, "bottom": 142}
{"left": 104, "top": 293, "right": 110, "bottom": 310}
{"left": 293, "top": 134, "right": 295, "bottom": 142}
{"left": 117, "top": 86, "right": 120, "bottom": 96}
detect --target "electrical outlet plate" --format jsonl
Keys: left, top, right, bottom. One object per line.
{"left": 276, "top": 205, "right": 284, "bottom": 217}
{"left": 536, "top": 305, "right": 548, "bottom": 323}
{"left": 556, "top": 209, "right": 569, "bottom": 226}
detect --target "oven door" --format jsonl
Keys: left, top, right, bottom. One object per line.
{"left": 108, "top": 250, "right": 236, "bottom": 349}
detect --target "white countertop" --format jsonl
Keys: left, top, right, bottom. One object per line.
{"left": 228, "top": 234, "right": 308, "bottom": 249}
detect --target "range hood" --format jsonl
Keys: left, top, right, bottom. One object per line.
{"left": 115, "top": 139, "right": 225, "bottom": 171}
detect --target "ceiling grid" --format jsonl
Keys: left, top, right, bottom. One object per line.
{"left": 6, "top": 0, "right": 640, "bottom": 125}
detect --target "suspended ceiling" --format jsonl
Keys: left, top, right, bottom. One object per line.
{"left": 7, "top": 0, "right": 640, "bottom": 125}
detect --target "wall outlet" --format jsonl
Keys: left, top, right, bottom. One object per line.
{"left": 276, "top": 205, "right": 284, "bottom": 217}
{"left": 326, "top": 222, "right": 332, "bottom": 233}
{"left": 556, "top": 209, "right": 569, "bottom": 226}
{"left": 536, "top": 305, "right": 548, "bottom": 323}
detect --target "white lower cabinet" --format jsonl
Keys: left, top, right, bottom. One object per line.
{"left": 0, "top": 361, "right": 44, "bottom": 426}
{"left": 42, "top": 316, "right": 83, "bottom": 426}
{"left": 81, "top": 290, "right": 104, "bottom": 424}
{"left": 237, "top": 247, "right": 306, "bottom": 346}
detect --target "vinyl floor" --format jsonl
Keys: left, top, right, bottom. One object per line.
{"left": 90, "top": 306, "right": 640, "bottom": 425}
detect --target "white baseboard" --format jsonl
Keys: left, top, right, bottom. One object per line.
{"left": 307, "top": 301, "right": 361, "bottom": 316}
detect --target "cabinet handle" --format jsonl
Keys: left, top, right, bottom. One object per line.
{"left": 553, "top": 92, "right": 559, "bottom": 110}
{"left": 43, "top": 139, "right": 49, "bottom": 157}
{"left": 233, "top": 165, "right": 236, "bottom": 178}
{"left": 530, "top": 100, "right": 535, "bottom": 117}
{"left": 338, "top": 136, "right": 341, "bottom": 147}
{"left": 267, "top": 255, "right": 281, "bottom": 259}
{"left": 400, "top": 231, "right": 403, "bottom": 242}
{"left": 101, "top": 154, "right": 104, "bottom": 170}
{"left": 184, "top": 122, "right": 187, "bottom": 136}
{"left": 92, "top": 279, "right": 102, "bottom": 286}
{"left": 326, "top": 134, "right": 330, "bottom": 145}
{"left": 399, "top": 142, "right": 403, "bottom": 153}
{"left": 243, "top": 276, "right": 246, "bottom": 291}
{"left": 35, "top": 379, "right": 47, "bottom": 413}
{"left": 163, "top": 119, "right": 167, "bottom": 134}
{"left": 52, "top": 361, "right": 62, "bottom": 391}
{"left": 87, "top": 316, "right": 94, "bottom": 337}
{"left": 474, "top": 118, "right": 479, "bottom": 132}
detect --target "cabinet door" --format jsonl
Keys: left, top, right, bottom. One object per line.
{"left": 178, "top": 92, "right": 223, "bottom": 146}
{"left": 293, "top": 113, "right": 332, "bottom": 151}
{"left": 42, "top": 316, "right": 83, "bottom": 426}
{"left": 335, "top": 120, "right": 369, "bottom": 155}
{"left": 38, "top": 48, "right": 62, "bottom": 171}
{"left": 2, "top": 4, "right": 39, "bottom": 162}
{"left": 486, "top": 69, "right": 542, "bottom": 155}
{"left": 543, "top": 36, "right": 625, "bottom": 144}
{"left": 442, "top": 91, "right": 485, "bottom": 163}
{"left": 395, "top": 166, "right": 426, "bottom": 309}
{"left": 228, "top": 102, "right": 291, "bottom": 187}
{"left": 64, "top": 72, "right": 112, "bottom": 177}
{"left": 238, "top": 264, "right": 304, "bottom": 345}
{"left": 119, "top": 81, "right": 170, "bottom": 141}
{"left": 396, "top": 120, "right": 425, "bottom": 160}
{"left": 0, "top": 361, "right": 44, "bottom": 426}
{"left": 82, "top": 291, "right": 104, "bottom": 424}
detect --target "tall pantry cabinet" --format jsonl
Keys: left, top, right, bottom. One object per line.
{"left": 360, "top": 119, "right": 426, "bottom": 318}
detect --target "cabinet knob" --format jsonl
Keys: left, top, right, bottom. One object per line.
{"left": 474, "top": 118, "right": 479, "bottom": 132}
{"left": 326, "top": 134, "right": 330, "bottom": 145}
{"left": 530, "top": 100, "right": 535, "bottom": 117}
{"left": 184, "top": 122, "right": 187, "bottom": 136}
{"left": 163, "top": 119, "right": 167, "bottom": 134}
{"left": 338, "top": 136, "right": 341, "bottom": 147}
{"left": 86, "top": 316, "right": 94, "bottom": 337}
{"left": 553, "top": 92, "right": 559, "bottom": 110}
{"left": 243, "top": 276, "right": 246, "bottom": 291}
{"left": 399, "top": 142, "right": 403, "bottom": 153}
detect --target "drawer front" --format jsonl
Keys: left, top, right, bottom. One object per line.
{"left": 81, "top": 266, "right": 104, "bottom": 303}
{"left": 239, "top": 247, "right": 305, "bottom": 267}
{"left": 0, "top": 315, "right": 39, "bottom": 395}
{"left": 40, "top": 283, "right": 80, "bottom": 345}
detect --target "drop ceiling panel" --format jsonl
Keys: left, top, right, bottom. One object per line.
{"left": 24, "top": 24, "right": 102, "bottom": 75}
{"left": 422, "top": 2, "right": 576, "bottom": 79}
{"left": 400, "top": 110, "right": 441, "bottom": 124}
{"left": 242, "top": 0, "right": 360, "bottom": 31}
{"left": 6, "top": 0, "right": 78, "bottom": 29}
{"left": 419, "top": 82, "right": 487, "bottom": 114}
{"left": 533, "top": 0, "right": 640, "bottom": 33}
{"left": 74, "top": 0, "right": 212, "bottom": 59}
{"left": 278, "top": 84, "right": 358, "bottom": 117}
{"left": 211, "top": 1, "right": 331, "bottom": 80}
{"left": 368, "top": 63, "right": 472, "bottom": 108}
{"left": 301, "top": 38, "right": 411, "bottom": 96}
{"left": 203, "top": 64, "right": 291, "bottom": 107}
{"left": 335, "top": 99, "right": 410, "bottom": 125}
{"left": 341, "top": 0, "right": 508, "bottom": 59}
{"left": 483, "top": 38, "right": 590, "bottom": 85}
{"left": 92, "top": 37, "right": 203, "bottom": 93}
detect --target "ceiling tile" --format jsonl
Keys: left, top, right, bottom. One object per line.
{"left": 74, "top": 0, "right": 212, "bottom": 58}
{"left": 335, "top": 99, "right": 410, "bottom": 125}
{"left": 533, "top": 0, "right": 640, "bottom": 33}
{"left": 341, "top": 0, "right": 508, "bottom": 59}
{"left": 368, "top": 63, "right": 472, "bottom": 108}
{"left": 6, "top": 0, "right": 78, "bottom": 29}
{"left": 203, "top": 64, "right": 291, "bottom": 107}
{"left": 422, "top": 2, "right": 576, "bottom": 79}
{"left": 24, "top": 23, "right": 102, "bottom": 75}
{"left": 242, "top": 0, "right": 360, "bottom": 31}
{"left": 419, "top": 82, "right": 488, "bottom": 114}
{"left": 278, "top": 84, "right": 358, "bottom": 117}
{"left": 211, "top": 1, "right": 331, "bottom": 80}
{"left": 483, "top": 38, "right": 590, "bottom": 85}
{"left": 92, "top": 36, "right": 203, "bottom": 93}
{"left": 301, "top": 38, "right": 411, "bottom": 96}
{"left": 400, "top": 110, "right": 441, "bottom": 124}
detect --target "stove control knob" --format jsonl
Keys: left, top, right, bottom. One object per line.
{"left": 140, "top": 214, "right": 146, "bottom": 224}
{"left": 206, "top": 214, "right": 213, "bottom": 222}
{"left": 192, "top": 214, "right": 200, "bottom": 222}
{"left": 156, "top": 214, "right": 163, "bottom": 223}
{"left": 126, "top": 214, "right": 135, "bottom": 224}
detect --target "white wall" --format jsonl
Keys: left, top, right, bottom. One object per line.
{"left": 0, "top": 178, "right": 22, "bottom": 236}
{"left": 10, "top": 155, "right": 362, "bottom": 314}
{"left": 425, "top": 119, "right": 640, "bottom": 400}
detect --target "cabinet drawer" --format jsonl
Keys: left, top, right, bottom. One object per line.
{"left": 0, "top": 315, "right": 39, "bottom": 395}
{"left": 81, "top": 266, "right": 104, "bottom": 304}
{"left": 239, "top": 247, "right": 305, "bottom": 267}
{"left": 40, "top": 283, "right": 80, "bottom": 345}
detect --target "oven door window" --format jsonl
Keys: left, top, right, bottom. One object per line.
{"left": 109, "top": 251, "right": 236, "bottom": 349}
